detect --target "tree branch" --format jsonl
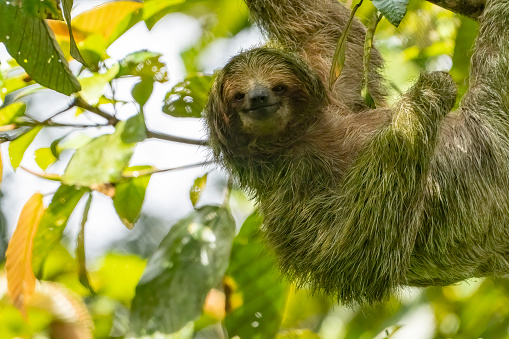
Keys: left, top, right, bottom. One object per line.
{"left": 426, "top": 0, "right": 485, "bottom": 19}
{"left": 146, "top": 130, "right": 208, "bottom": 146}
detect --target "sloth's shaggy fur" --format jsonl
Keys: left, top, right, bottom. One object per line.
{"left": 206, "top": 0, "right": 509, "bottom": 304}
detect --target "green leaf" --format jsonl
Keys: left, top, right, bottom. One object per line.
{"left": 224, "top": 212, "right": 289, "bottom": 339}
{"left": 61, "top": 0, "right": 87, "bottom": 65}
{"left": 32, "top": 185, "right": 89, "bottom": 273}
{"left": 62, "top": 121, "right": 135, "bottom": 186}
{"left": 121, "top": 112, "right": 147, "bottom": 144}
{"left": 78, "top": 63, "right": 120, "bottom": 105}
{"left": 277, "top": 330, "right": 321, "bottom": 339}
{"left": 190, "top": 173, "right": 208, "bottom": 208}
{"left": 129, "top": 205, "right": 236, "bottom": 336}
{"left": 77, "top": 193, "right": 94, "bottom": 294}
{"left": 90, "top": 253, "right": 146, "bottom": 304}
{"left": 34, "top": 147, "right": 57, "bottom": 171}
{"left": 371, "top": 0, "right": 409, "bottom": 27}
{"left": 8, "top": 126, "right": 42, "bottom": 169}
{"left": 132, "top": 78, "right": 154, "bottom": 108}
{"left": 113, "top": 166, "right": 152, "bottom": 229}
{"left": 16, "top": 0, "right": 63, "bottom": 20}
{"left": 0, "top": 102, "right": 26, "bottom": 126}
{"left": 0, "top": 3, "right": 81, "bottom": 95}
{"left": 163, "top": 74, "right": 214, "bottom": 118}
{"left": 143, "top": 0, "right": 186, "bottom": 30}
{"left": 117, "top": 50, "right": 168, "bottom": 83}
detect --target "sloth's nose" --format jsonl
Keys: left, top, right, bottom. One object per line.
{"left": 248, "top": 87, "right": 270, "bottom": 109}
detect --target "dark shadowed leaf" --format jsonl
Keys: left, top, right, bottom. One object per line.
{"left": 118, "top": 50, "right": 168, "bottom": 83}
{"left": 32, "top": 185, "right": 89, "bottom": 273}
{"left": 163, "top": 74, "right": 213, "bottom": 118}
{"left": 9, "top": 126, "right": 42, "bottom": 169}
{"left": 224, "top": 211, "right": 289, "bottom": 339}
{"left": 0, "top": 3, "right": 81, "bottom": 95}
{"left": 113, "top": 166, "right": 153, "bottom": 229}
{"left": 61, "top": 0, "right": 87, "bottom": 65}
{"left": 371, "top": 0, "right": 409, "bottom": 27}
{"left": 129, "top": 205, "right": 236, "bottom": 336}
{"left": 62, "top": 121, "right": 135, "bottom": 186}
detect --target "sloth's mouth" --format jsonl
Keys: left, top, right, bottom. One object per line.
{"left": 243, "top": 103, "right": 280, "bottom": 120}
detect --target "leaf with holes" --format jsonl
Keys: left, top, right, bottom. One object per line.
{"left": 5, "top": 193, "right": 45, "bottom": 315}
{"left": 163, "top": 74, "right": 214, "bottom": 118}
{"left": 129, "top": 205, "right": 236, "bottom": 336}
{"left": 0, "top": 3, "right": 81, "bottom": 95}
{"left": 118, "top": 50, "right": 168, "bottom": 83}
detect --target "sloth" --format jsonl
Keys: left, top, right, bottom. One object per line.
{"left": 205, "top": 0, "right": 509, "bottom": 304}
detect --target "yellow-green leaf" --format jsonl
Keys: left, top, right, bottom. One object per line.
{"left": 9, "top": 126, "right": 43, "bottom": 169}
{"left": 0, "top": 149, "right": 3, "bottom": 188}
{"left": 34, "top": 147, "right": 57, "bottom": 171}
{"left": 190, "top": 173, "right": 208, "bottom": 208}
{"left": 5, "top": 193, "right": 45, "bottom": 315}
{"left": 0, "top": 102, "right": 26, "bottom": 126}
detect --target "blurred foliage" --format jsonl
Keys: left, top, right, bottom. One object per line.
{"left": 0, "top": 0, "right": 502, "bottom": 338}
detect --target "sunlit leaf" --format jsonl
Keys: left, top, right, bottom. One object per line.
{"left": 90, "top": 253, "right": 146, "bottom": 304}
{"left": 8, "top": 126, "right": 42, "bottom": 169}
{"left": 33, "top": 185, "right": 89, "bottom": 273}
{"left": 5, "top": 193, "right": 45, "bottom": 315}
{"left": 143, "top": 0, "right": 186, "bottom": 30}
{"left": 0, "top": 71, "right": 36, "bottom": 101}
{"left": 0, "top": 149, "right": 3, "bottom": 188}
{"left": 118, "top": 50, "right": 168, "bottom": 83}
{"left": 224, "top": 211, "right": 289, "bottom": 338}
{"left": 190, "top": 173, "right": 208, "bottom": 208}
{"left": 277, "top": 330, "right": 321, "bottom": 339}
{"left": 163, "top": 74, "right": 214, "bottom": 118}
{"left": 0, "top": 3, "right": 81, "bottom": 95}
{"left": 79, "top": 63, "right": 120, "bottom": 105}
{"left": 72, "top": 1, "right": 143, "bottom": 43}
{"left": 62, "top": 121, "right": 135, "bottom": 186}
{"left": 113, "top": 166, "right": 152, "bottom": 229}
{"left": 371, "top": 0, "right": 408, "bottom": 27}
{"left": 34, "top": 147, "right": 57, "bottom": 171}
{"left": 129, "top": 205, "right": 236, "bottom": 336}
{"left": 0, "top": 102, "right": 26, "bottom": 126}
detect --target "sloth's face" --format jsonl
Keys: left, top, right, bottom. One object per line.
{"left": 225, "top": 77, "right": 294, "bottom": 136}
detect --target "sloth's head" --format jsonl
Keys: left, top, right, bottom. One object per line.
{"left": 206, "top": 48, "right": 327, "bottom": 157}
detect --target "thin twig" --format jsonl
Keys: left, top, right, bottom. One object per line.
{"left": 122, "top": 161, "right": 214, "bottom": 178}
{"left": 41, "top": 98, "right": 78, "bottom": 123}
{"left": 146, "top": 130, "right": 209, "bottom": 146}
{"left": 20, "top": 166, "right": 61, "bottom": 181}
{"left": 75, "top": 96, "right": 120, "bottom": 125}
{"left": 42, "top": 121, "right": 110, "bottom": 129}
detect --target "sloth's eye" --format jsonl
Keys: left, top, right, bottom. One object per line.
{"left": 234, "top": 93, "right": 245, "bottom": 101}
{"left": 272, "top": 85, "right": 287, "bottom": 93}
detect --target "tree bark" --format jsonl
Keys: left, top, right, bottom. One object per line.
{"left": 426, "top": 0, "right": 485, "bottom": 19}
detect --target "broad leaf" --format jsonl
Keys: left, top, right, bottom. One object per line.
{"left": 79, "top": 63, "right": 120, "bottom": 105}
{"left": 32, "top": 185, "right": 89, "bottom": 273}
{"left": 5, "top": 193, "right": 45, "bottom": 315}
{"left": 163, "top": 74, "right": 214, "bottom": 118}
{"left": 143, "top": 0, "right": 186, "bottom": 30}
{"left": 0, "top": 3, "right": 81, "bottom": 95}
{"left": 190, "top": 173, "right": 208, "bottom": 208}
{"left": 118, "top": 50, "right": 168, "bottom": 83}
{"left": 0, "top": 102, "right": 26, "bottom": 126}
{"left": 62, "top": 121, "right": 135, "bottom": 186}
{"left": 9, "top": 126, "right": 42, "bottom": 169}
{"left": 121, "top": 112, "right": 147, "bottom": 144}
{"left": 371, "top": 0, "right": 409, "bottom": 27}
{"left": 129, "top": 205, "right": 236, "bottom": 336}
{"left": 113, "top": 166, "right": 152, "bottom": 229}
{"left": 224, "top": 212, "right": 289, "bottom": 339}
{"left": 132, "top": 78, "right": 154, "bottom": 108}
{"left": 34, "top": 147, "right": 57, "bottom": 171}
{"left": 61, "top": 0, "right": 87, "bottom": 65}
